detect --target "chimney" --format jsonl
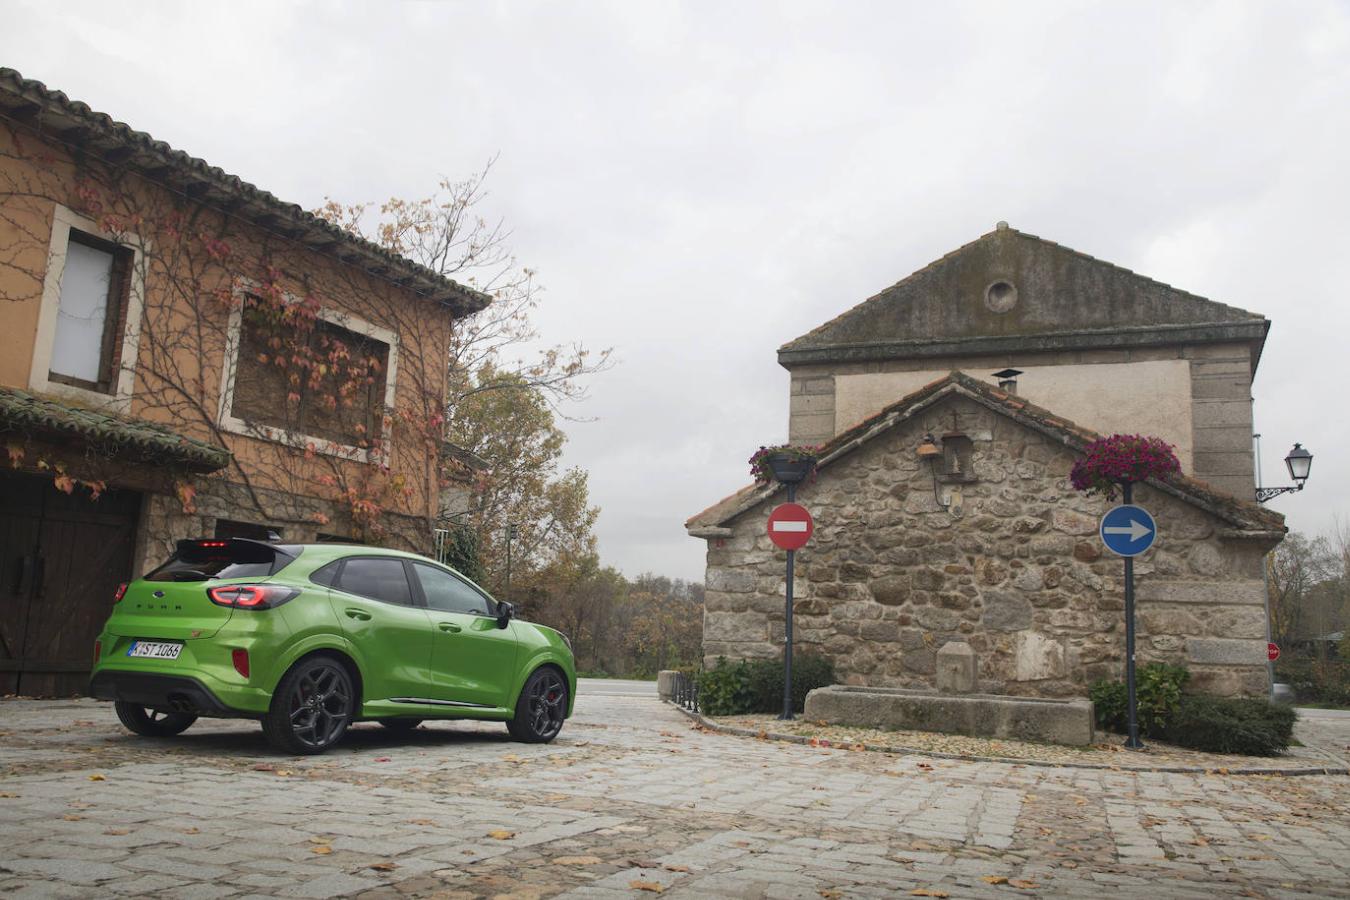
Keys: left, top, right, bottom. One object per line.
{"left": 992, "top": 368, "right": 1022, "bottom": 394}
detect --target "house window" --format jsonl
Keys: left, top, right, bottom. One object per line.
{"left": 48, "top": 230, "right": 132, "bottom": 393}
{"left": 229, "top": 296, "right": 390, "bottom": 448}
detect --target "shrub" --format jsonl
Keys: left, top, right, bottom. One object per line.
{"left": 1163, "top": 695, "right": 1296, "bottom": 756}
{"left": 1089, "top": 663, "right": 1189, "bottom": 735}
{"left": 745, "top": 653, "right": 836, "bottom": 714}
{"left": 1089, "top": 679, "right": 1128, "bottom": 732}
{"left": 697, "top": 658, "right": 754, "bottom": 716}
{"left": 697, "top": 653, "right": 836, "bottom": 716}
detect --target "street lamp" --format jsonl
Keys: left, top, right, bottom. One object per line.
{"left": 1256, "top": 443, "right": 1314, "bottom": 503}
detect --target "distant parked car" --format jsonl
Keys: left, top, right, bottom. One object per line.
{"left": 89, "top": 539, "right": 575, "bottom": 753}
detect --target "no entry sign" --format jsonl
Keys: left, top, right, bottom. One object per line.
{"left": 1268, "top": 642, "right": 1280, "bottom": 662}
{"left": 767, "top": 503, "right": 814, "bottom": 551}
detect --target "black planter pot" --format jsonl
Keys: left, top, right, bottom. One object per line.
{"left": 766, "top": 453, "right": 816, "bottom": 485}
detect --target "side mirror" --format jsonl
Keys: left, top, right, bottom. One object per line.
{"left": 496, "top": 600, "right": 514, "bottom": 629}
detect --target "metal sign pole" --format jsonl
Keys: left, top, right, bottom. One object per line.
{"left": 782, "top": 481, "right": 796, "bottom": 720}
{"left": 1122, "top": 481, "right": 1143, "bottom": 749}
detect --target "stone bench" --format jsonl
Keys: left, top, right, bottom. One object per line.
{"left": 803, "top": 684, "right": 1096, "bottom": 746}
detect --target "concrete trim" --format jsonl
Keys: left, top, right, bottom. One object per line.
{"left": 216, "top": 277, "right": 399, "bottom": 466}
{"left": 29, "top": 203, "right": 147, "bottom": 413}
{"left": 778, "top": 321, "right": 1268, "bottom": 368}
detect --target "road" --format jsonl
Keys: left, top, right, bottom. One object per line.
{"left": 578, "top": 678, "right": 657, "bottom": 698}
{"left": 1, "top": 691, "right": 1348, "bottom": 898}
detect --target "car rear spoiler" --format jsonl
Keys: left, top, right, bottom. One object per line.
{"left": 174, "top": 538, "right": 299, "bottom": 562}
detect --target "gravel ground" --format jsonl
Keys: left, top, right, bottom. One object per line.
{"left": 708, "top": 711, "right": 1350, "bottom": 773}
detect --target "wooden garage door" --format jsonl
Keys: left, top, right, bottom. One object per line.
{"left": 0, "top": 473, "right": 141, "bottom": 696}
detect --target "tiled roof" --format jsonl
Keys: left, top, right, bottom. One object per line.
{"left": 0, "top": 387, "right": 230, "bottom": 472}
{"left": 0, "top": 67, "right": 491, "bottom": 318}
{"left": 686, "top": 371, "right": 1285, "bottom": 535}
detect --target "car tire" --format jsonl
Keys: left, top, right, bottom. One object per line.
{"left": 114, "top": 701, "right": 197, "bottom": 737}
{"left": 378, "top": 718, "right": 422, "bottom": 733}
{"left": 507, "top": 667, "right": 568, "bottom": 744}
{"left": 261, "top": 655, "right": 355, "bottom": 755}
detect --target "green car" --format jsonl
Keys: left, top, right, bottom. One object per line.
{"left": 88, "top": 538, "right": 576, "bottom": 754}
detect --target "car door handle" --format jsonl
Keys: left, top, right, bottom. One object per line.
{"left": 438, "top": 622, "right": 462, "bottom": 633}
{"left": 344, "top": 608, "right": 372, "bottom": 621}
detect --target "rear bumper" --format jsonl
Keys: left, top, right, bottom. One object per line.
{"left": 88, "top": 671, "right": 249, "bottom": 717}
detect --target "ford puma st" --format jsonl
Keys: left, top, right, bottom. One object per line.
{"left": 88, "top": 539, "right": 576, "bottom": 754}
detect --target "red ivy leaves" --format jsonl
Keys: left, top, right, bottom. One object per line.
{"left": 1070, "top": 434, "right": 1180, "bottom": 499}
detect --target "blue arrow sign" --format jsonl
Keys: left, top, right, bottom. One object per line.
{"left": 1100, "top": 504, "right": 1157, "bottom": 557}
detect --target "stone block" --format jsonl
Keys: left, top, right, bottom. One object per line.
{"left": 1135, "top": 580, "right": 1265, "bottom": 605}
{"left": 706, "top": 568, "right": 757, "bottom": 593}
{"left": 936, "top": 641, "right": 977, "bottom": 693}
{"left": 869, "top": 575, "right": 910, "bottom": 606}
{"left": 803, "top": 685, "right": 1095, "bottom": 745}
{"left": 980, "top": 592, "right": 1033, "bottom": 631}
{"left": 1186, "top": 637, "right": 1267, "bottom": 665}
{"left": 1051, "top": 508, "right": 1097, "bottom": 535}
{"left": 656, "top": 670, "right": 678, "bottom": 700}
{"left": 1192, "top": 399, "right": 1251, "bottom": 429}
{"left": 1014, "top": 631, "right": 1065, "bottom": 681}
{"left": 704, "top": 611, "right": 768, "bottom": 642}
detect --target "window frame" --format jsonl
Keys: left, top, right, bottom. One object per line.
{"left": 216, "top": 278, "right": 400, "bottom": 465}
{"left": 408, "top": 560, "right": 498, "bottom": 619}
{"left": 326, "top": 555, "right": 418, "bottom": 608}
{"left": 29, "top": 204, "right": 146, "bottom": 411}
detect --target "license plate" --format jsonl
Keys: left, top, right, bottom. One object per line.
{"left": 126, "top": 640, "right": 183, "bottom": 660}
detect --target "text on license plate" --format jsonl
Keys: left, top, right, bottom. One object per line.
{"left": 127, "top": 640, "right": 183, "bottom": 660}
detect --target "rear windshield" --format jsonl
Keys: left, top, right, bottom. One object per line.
{"left": 145, "top": 540, "right": 301, "bottom": 582}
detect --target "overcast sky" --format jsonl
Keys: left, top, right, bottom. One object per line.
{"left": 4, "top": 1, "right": 1349, "bottom": 581}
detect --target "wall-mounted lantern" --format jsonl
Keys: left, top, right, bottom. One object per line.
{"left": 1256, "top": 442, "right": 1313, "bottom": 503}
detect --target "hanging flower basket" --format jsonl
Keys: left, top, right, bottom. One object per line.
{"left": 749, "top": 444, "right": 820, "bottom": 485}
{"left": 1070, "top": 434, "right": 1180, "bottom": 499}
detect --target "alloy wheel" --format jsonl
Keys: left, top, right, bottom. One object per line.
{"left": 287, "top": 663, "right": 351, "bottom": 750}
{"left": 526, "top": 670, "right": 566, "bottom": 740}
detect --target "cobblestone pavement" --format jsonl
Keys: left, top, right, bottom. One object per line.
{"left": 2, "top": 692, "right": 1349, "bottom": 899}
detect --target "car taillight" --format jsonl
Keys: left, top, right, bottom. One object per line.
{"left": 113, "top": 583, "right": 128, "bottom": 604}
{"left": 206, "top": 585, "right": 298, "bottom": 610}
{"left": 93, "top": 640, "right": 102, "bottom": 665}
{"left": 231, "top": 648, "right": 250, "bottom": 678}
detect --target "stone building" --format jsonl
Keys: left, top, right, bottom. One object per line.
{"left": 687, "top": 226, "right": 1286, "bottom": 698}
{"left": 0, "top": 69, "right": 487, "bottom": 694}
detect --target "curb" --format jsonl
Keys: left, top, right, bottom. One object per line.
{"left": 669, "top": 703, "right": 1350, "bottom": 777}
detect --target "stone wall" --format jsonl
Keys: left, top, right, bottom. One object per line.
{"left": 706, "top": 394, "right": 1275, "bottom": 698}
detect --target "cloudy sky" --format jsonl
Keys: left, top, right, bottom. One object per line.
{"left": 4, "top": 1, "right": 1348, "bottom": 580}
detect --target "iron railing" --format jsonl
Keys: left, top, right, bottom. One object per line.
{"left": 672, "top": 670, "right": 699, "bottom": 714}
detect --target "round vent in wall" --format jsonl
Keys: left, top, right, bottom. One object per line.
{"left": 984, "top": 280, "right": 1018, "bottom": 313}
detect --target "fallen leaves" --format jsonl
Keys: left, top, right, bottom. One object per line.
{"left": 487, "top": 829, "right": 516, "bottom": 840}
{"left": 87, "top": 774, "right": 106, "bottom": 781}
{"left": 629, "top": 880, "right": 664, "bottom": 893}
{"left": 552, "top": 856, "right": 603, "bottom": 866}
{"left": 367, "top": 861, "right": 397, "bottom": 872}
{"left": 981, "top": 876, "right": 1009, "bottom": 885}
{"left": 311, "top": 845, "right": 332, "bottom": 855}
{"left": 61, "top": 814, "right": 83, "bottom": 821}
{"left": 373, "top": 757, "right": 392, "bottom": 763}
{"left": 1009, "top": 880, "right": 1040, "bottom": 889}
{"left": 663, "top": 864, "right": 691, "bottom": 873}
{"left": 104, "top": 828, "right": 130, "bottom": 836}
{"left": 910, "top": 889, "right": 949, "bottom": 898}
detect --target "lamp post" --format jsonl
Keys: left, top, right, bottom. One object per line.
{"left": 1256, "top": 443, "right": 1313, "bottom": 503}
{"left": 764, "top": 451, "right": 817, "bottom": 721}
{"left": 1254, "top": 442, "right": 1313, "bottom": 701}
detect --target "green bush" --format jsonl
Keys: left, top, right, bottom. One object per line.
{"left": 697, "top": 658, "right": 754, "bottom": 716}
{"left": 1163, "top": 695, "right": 1296, "bottom": 756}
{"left": 697, "top": 653, "right": 836, "bottom": 716}
{"left": 1089, "top": 679, "right": 1128, "bottom": 732}
{"left": 1089, "top": 662, "right": 1189, "bottom": 735}
{"left": 745, "top": 653, "right": 836, "bottom": 715}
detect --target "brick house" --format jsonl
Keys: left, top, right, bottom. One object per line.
{"left": 0, "top": 69, "right": 488, "bottom": 695}
{"left": 687, "top": 226, "right": 1286, "bottom": 697}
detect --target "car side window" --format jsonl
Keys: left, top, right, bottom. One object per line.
{"left": 412, "top": 562, "right": 491, "bottom": 616}
{"left": 335, "top": 557, "right": 413, "bottom": 606}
